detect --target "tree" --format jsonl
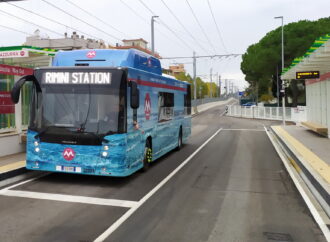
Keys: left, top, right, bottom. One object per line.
{"left": 174, "top": 73, "right": 219, "bottom": 99}
{"left": 241, "top": 17, "right": 330, "bottom": 105}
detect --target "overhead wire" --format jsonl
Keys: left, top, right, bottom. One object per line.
{"left": 206, "top": 0, "right": 228, "bottom": 53}
{"left": 160, "top": 0, "right": 210, "bottom": 54}
{"left": 0, "top": 24, "right": 32, "bottom": 36}
{"left": 65, "top": 0, "right": 130, "bottom": 39}
{"left": 120, "top": 0, "right": 192, "bottom": 52}
{"left": 185, "top": 0, "right": 217, "bottom": 54}
{"left": 0, "top": 9, "right": 64, "bottom": 37}
{"left": 4, "top": 1, "right": 105, "bottom": 42}
{"left": 0, "top": 23, "right": 71, "bottom": 49}
{"left": 138, "top": 0, "right": 195, "bottom": 52}
{"left": 41, "top": 0, "right": 122, "bottom": 42}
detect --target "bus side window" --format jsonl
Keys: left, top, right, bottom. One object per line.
{"left": 158, "top": 92, "right": 174, "bottom": 122}
{"left": 184, "top": 85, "right": 191, "bottom": 115}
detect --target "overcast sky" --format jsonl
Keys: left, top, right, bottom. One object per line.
{"left": 0, "top": 0, "right": 329, "bottom": 90}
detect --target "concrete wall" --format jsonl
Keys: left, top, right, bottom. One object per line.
{"left": 306, "top": 76, "right": 330, "bottom": 137}
{"left": 0, "top": 133, "right": 25, "bottom": 157}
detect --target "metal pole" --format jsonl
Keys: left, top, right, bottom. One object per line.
{"left": 193, "top": 51, "right": 197, "bottom": 113}
{"left": 281, "top": 17, "right": 286, "bottom": 126}
{"left": 276, "top": 65, "right": 279, "bottom": 107}
{"left": 210, "top": 68, "right": 213, "bottom": 98}
{"left": 151, "top": 16, "right": 158, "bottom": 55}
{"left": 218, "top": 74, "right": 221, "bottom": 97}
{"left": 275, "top": 16, "right": 285, "bottom": 125}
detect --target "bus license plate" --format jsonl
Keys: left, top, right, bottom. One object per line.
{"left": 63, "top": 166, "right": 74, "bottom": 172}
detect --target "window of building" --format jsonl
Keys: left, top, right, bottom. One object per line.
{"left": 158, "top": 92, "right": 174, "bottom": 122}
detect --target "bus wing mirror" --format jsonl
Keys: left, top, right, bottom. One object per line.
{"left": 11, "top": 75, "right": 41, "bottom": 104}
{"left": 130, "top": 81, "right": 140, "bottom": 109}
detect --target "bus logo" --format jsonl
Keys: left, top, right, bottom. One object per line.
{"left": 63, "top": 148, "right": 75, "bottom": 161}
{"left": 86, "top": 51, "right": 96, "bottom": 58}
{"left": 144, "top": 93, "right": 151, "bottom": 120}
{"left": 147, "top": 58, "right": 152, "bottom": 67}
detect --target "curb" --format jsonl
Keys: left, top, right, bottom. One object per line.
{"left": 270, "top": 126, "right": 330, "bottom": 218}
{"left": 0, "top": 167, "right": 27, "bottom": 181}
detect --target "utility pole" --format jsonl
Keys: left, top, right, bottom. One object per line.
{"left": 210, "top": 68, "right": 213, "bottom": 98}
{"left": 276, "top": 65, "right": 279, "bottom": 107}
{"left": 218, "top": 74, "right": 221, "bottom": 97}
{"left": 151, "top": 16, "right": 159, "bottom": 55}
{"left": 275, "top": 16, "right": 285, "bottom": 125}
{"left": 193, "top": 51, "right": 197, "bottom": 113}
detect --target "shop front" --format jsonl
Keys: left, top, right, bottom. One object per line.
{"left": 0, "top": 46, "right": 57, "bottom": 156}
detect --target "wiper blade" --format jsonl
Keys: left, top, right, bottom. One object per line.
{"left": 35, "top": 125, "right": 71, "bottom": 138}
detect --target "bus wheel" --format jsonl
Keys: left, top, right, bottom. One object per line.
{"left": 176, "top": 128, "right": 183, "bottom": 151}
{"left": 142, "top": 140, "right": 152, "bottom": 172}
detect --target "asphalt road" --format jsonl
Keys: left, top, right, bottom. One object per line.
{"left": 0, "top": 103, "right": 326, "bottom": 242}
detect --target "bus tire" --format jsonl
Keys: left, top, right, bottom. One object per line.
{"left": 142, "top": 140, "right": 152, "bottom": 172}
{"left": 176, "top": 128, "right": 183, "bottom": 151}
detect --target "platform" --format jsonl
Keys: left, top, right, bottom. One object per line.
{"left": 271, "top": 125, "right": 330, "bottom": 219}
{"left": 0, "top": 153, "right": 26, "bottom": 181}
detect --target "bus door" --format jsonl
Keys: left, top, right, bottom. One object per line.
{"left": 156, "top": 92, "right": 175, "bottom": 152}
{"left": 126, "top": 81, "right": 144, "bottom": 167}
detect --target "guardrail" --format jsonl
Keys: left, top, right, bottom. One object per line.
{"left": 192, "top": 94, "right": 238, "bottom": 107}
{"left": 226, "top": 105, "right": 307, "bottom": 123}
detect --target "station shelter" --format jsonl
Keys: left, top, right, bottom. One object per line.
{"left": 0, "top": 46, "right": 57, "bottom": 156}
{"left": 282, "top": 34, "right": 330, "bottom": 137}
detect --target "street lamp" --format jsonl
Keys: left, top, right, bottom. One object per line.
{"left": 274, "top": 16, "right": 285, "bottom": 126}
{"left": 151, "top": 16, "right": 159, "bottom": 55}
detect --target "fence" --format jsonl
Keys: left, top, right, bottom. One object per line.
{"left": 227, "top": 105, "right": 307, "bottom": 123}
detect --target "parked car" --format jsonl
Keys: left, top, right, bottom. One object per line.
{"left": 242, "top": 102, "right": 257, "bottom": 107}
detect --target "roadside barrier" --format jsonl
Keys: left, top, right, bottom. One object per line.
{"left": 226, "top": 105, "right": 307, "bottom": 123}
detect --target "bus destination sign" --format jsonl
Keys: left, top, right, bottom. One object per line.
{"left": 296, "top": 71, "right": 320, "bottom": 79}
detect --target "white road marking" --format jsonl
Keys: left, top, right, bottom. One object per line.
{"left": 94, "top": 127, "right": 223, "bottom": 242}
{"left": 222, "top": 128, "right": 265, "bottom": 131}
{"left": 0, "top": 190, "right": 138, "bottom": 208}
{"left": 1, "top": 173, "right": 49, "bottom": 191}
{"left": 264, "top": 126, "right": 330, "bottom": 241}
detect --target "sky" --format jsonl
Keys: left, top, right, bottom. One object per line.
{"left": 0, "top": 0, "right": 329, "bottom": 91}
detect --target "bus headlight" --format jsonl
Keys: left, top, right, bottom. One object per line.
{"left": 34, "top": 141, "right": 39, "bottom": 146}
{"left": 102, "top": 151, "right": 108, "bottom": 157}
{"left": 103, "top": 145, "right": 109, "bottom": 151}
{"left": 35, "top": 147, "right": 40, "bottom": 153}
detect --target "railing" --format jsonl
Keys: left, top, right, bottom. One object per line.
{"left": 226, "top": 105, "right": 307, "bottom": 123}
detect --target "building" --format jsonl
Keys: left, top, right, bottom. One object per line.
{"left": 122, "top": 38, "right": 148, "bottom": 49}
{"left": 0, "top": 46, "right": 57, "bottom": 156}
{"left": 282, "top": 34, "right": 330, "bottom": 137}
{"left": 114, "top": 38, "right": 160, "bottom": 58}
{"left": 25, "top": 30, "right": 106, "bottom": 50}
{"left": 169, "top": 64, "right": 186, "bottom": 76}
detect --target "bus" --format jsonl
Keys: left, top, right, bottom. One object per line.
{"left": 11, "top": 49, "right": 191, "bottom": 177}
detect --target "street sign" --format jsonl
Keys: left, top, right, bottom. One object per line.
{"left": 296, "top": 71, "right": 319, "bottom": 79}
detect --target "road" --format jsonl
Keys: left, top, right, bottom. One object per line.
{"left": 0, "top": 103, "right": 326, "bottom": 242}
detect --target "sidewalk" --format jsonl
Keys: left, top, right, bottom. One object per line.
{"left": 0, "top": 152, "right": 26, "bottom": 181}
{"left": 271, "top": 125, "right": 330, "bottom": 218}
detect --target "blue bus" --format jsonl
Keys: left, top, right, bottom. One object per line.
{"left": 11, "top": 49, "right": 191, "bottom": 176}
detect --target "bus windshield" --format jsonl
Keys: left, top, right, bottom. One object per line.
{"left": 29, "top": 68, "right": 126, "bottom": 144}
